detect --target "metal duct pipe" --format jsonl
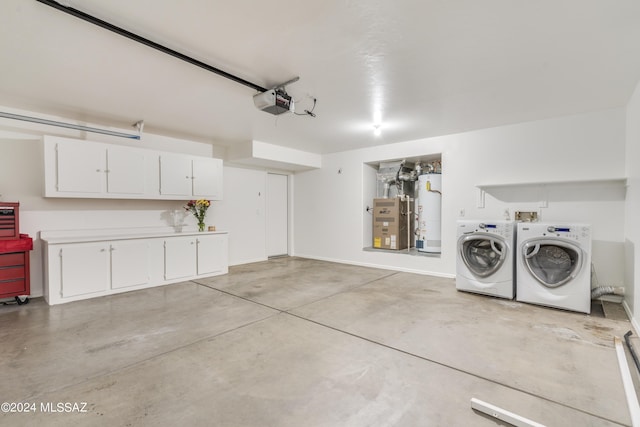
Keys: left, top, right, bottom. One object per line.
{"left": 591, "top": 286, "right": 625, "bottom": 299}
{"left": 382, "top": 179, "right": 395, "bottom": 199}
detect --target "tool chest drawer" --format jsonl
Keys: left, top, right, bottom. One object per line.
{"left": 0, "top": 251, "right": 29, "bottom": 298}
{"left": 0, "top": 252, "right": 25, "bottom": 267}
{"left": 0, "top": 265, "right": 25, "bottom": 281}
{"left": 0, "top": 279, "right": 26, "bottom": 295}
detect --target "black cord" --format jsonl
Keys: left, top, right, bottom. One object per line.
{"left": 294, "top": 98, "right": 317, "bottom": 117}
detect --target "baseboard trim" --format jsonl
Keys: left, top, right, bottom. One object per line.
{"left": 292, "top": 253, "right": 455, "bottom": 279}
{"left": 623, "top": 300, "right": 639, "bottom": 335}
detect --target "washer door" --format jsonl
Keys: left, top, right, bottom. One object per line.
{"left": 458, "top": 234, "right": 507, "bottom": 278}
{"left": 521, "top": 238, "right": 583, "bottom": 288}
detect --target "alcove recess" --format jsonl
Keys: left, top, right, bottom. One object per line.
{"left": 363, "top": 153, "right": 443, "bottom": 257}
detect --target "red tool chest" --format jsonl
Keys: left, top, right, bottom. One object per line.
{"left": 0, "top": 202, "right": 20, "bottom": 240}
{"left": 0, "top": 202, "right": 32, "bottom": 304}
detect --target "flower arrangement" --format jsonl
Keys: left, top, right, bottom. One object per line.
{"left": 184, "top": 199, "right": 211, "bottom": 232}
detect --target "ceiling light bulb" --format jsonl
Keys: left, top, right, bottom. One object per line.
{"left": 373, "top": 125, "right": 381, "bottom": 136}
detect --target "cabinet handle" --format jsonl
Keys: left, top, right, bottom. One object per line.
{"left": 96, "top": 169, "right": 101, "bottom": 172}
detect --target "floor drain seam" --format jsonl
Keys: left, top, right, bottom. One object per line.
{"left": 283, "top": 273, "right": 401, "bottom": 312}
{"left": 193, "top": 281, "right": 288, "bottom": 313}
{"left": 193, "top": 272, "right": 399, "bottom": 314}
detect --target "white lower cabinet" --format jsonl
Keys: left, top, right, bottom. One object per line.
{"left": 164, "top": 237, "right": 197, "bottom": 280}
{"left": 111, "top": 240, "right": 150, "bottom": 289}
{"left": 43, "top": 232, "right": 228, "bottom": 305}
{"left": 164, "top": 234, "right": 229, "bottom": 279}
{"left": 59, "top": 242, "right": 110, "bottom": 298}
{"left": 197, "top": 234, "right": 228, "bottom": 275}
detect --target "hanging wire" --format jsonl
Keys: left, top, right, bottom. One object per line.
{"left": 294, "top": 98, "right": 317, "bottom": 117}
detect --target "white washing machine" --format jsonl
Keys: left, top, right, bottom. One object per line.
{"left": 516, "top": 223, "right": 591, "bottom": 314}
{"left": 456, "top": 220, "right": 516, "bottom": 299}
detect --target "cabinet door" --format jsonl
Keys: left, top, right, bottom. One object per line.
{"left": 60, "top": 243, "right": 110, "bottom": 298}
{"left": 57, "top": 141, "right": 105, "bottom": 193}
{"left": 192, "top": 158, "right": 223, "bottom": 200}
{"left": 160, "top": 154, "right": 192, "bottom": 196}
{"left": 164, "top": 237, "right": 196, "bottom": 280}
{"left": 111, "top": 240, "right": 149, "bottom": 289}
{"left": 196, "top": 234, "right": 228, "bottom": 275}
{"left": 107, "top": 147, "right": 145, "bottom": 194}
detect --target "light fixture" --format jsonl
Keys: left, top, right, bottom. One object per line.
{"left": 0, "top": 111, "right": 142, "bottom": 140}
{"left": 373, "top": 124, "right": 382, "bottom": 136}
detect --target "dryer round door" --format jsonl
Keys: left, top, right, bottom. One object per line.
{"left": 458, "top": 234, "right": 507, "bottom": 278}
{"left": 521, "top": 238, "right": 584, "bottom": 288}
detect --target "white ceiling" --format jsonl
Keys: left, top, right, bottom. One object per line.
{"left": 1, "top": 0, "right": 640, "bottom": 154}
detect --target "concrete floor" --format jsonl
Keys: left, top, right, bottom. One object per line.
{"left": 0, "top": 257, "right": 636, "bottom": 426}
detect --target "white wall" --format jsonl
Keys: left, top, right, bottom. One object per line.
{"left": 625, "top": 80, "right": 640, "bottom": 327}
{"left": 1, "top": 105, "right": 631, "bottom": 307}
{"left": 294, "top": 108, "right": 627, "bottom": 286}
{"left": 211, "top": 166, "right": 268, "bottom": 266}
{"left": 0, "top": 108, "right": 273, "bottom": 297}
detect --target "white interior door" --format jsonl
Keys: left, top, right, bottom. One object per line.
{"left": 267, "top": 173, "right": 288, "bottom": 257}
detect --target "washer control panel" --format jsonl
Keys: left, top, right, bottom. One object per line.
{"left": 478, "top": 222, "right": 512, "bottom": 237}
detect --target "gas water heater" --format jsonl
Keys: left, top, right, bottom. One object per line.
{"left": 416, "top": 173, "right": 442, "bottom": 253}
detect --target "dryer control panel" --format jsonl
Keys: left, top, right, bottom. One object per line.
{"left": 544, "top": 225, "right": 590, "bottom": 240}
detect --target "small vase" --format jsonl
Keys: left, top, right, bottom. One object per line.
{"left": 197, "top": 222, "right": 205, "bottom": 232}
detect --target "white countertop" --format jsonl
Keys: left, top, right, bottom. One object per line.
{"left": 40, "top": 227, "right": 228, "bottom": 244}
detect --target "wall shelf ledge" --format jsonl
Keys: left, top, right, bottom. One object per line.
{"left": 475, "top": 177, "right": 627, "bottom": 204}
{"left": 476, "top": 177, "right": 627, "bottom": 190}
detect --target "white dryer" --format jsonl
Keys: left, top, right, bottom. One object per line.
{"left": 516, "top": 223, "right": 591, "bottom": 314}
{"left": 456, "top": 220, "right": 516, "bottom": 299}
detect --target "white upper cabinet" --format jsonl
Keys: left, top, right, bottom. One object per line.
{"left": 43, "top": 135, "right": 223, "bottom": 200}
{"left": 56, "top": 140, "right": 105, "bottom": 194}
{"left": 107, "top": 147, "right": 146, "bottom": 195}
{"left": 54, "top": 139, "right": 146, "bottom": 195}
{"left": 192, "top": 157, "right": 223, "bottom": 199}
{"left": 159, "top": 154, "right": 193, "bottom": 196}
{"left": 160, "top": 154, "right": 223, "bottom": 199}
